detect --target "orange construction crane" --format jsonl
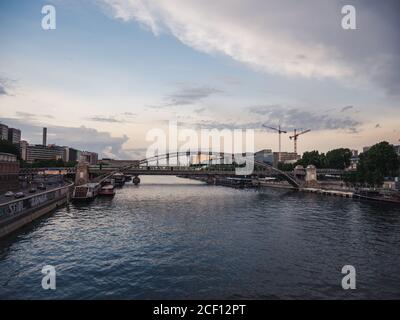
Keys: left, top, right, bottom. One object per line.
{"left": 263, "top": 124, "right": 287, "bottom": 161}
{"left": 289, "top": 129, "right": 311, "bottom": 154}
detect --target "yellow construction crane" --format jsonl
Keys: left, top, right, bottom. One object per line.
{"left": 289, "top": 129, "right": 311, "bottom": 154}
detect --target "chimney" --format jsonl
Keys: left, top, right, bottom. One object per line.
{"left": 43, "top": 127, "right": 47, "bottom": 146}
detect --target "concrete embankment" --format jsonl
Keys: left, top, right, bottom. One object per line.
{"left": 0, "top": 183, "right": 73, "bottom": 239}
{"left": 300, "top": 187, "right": 354, "bottom": 198}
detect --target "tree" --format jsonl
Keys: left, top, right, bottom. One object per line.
{"left": 296, "top": 150, "right": 327, "bottom": 168}
{"left": 343, "top": 170, "right": 357, "bottom": 187}
{"left": 278, "top": 162, "right": 295, "bottom": 171}
{"left": 356, "top": 141, "right": 399, "bottom": 187}
{"left": 0, "top": 139, "right": 21, "bottom": 159}
{"left": 326, "top": 148, "right": 352, "bottom": 169}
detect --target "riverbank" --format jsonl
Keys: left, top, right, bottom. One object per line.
{"left": 183, "top": 176, "right": 400, "bottom": 204}
{"left": 0, "top": 183, "right": 73, "bottom": 238}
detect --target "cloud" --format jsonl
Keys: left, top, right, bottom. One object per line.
{"left": 184, "top": 119, "right": 262, "bottom": 131}
{"left": 87, "top": 115, "right": 125, "bottom": 123}
{"left": 101, "top": 0, "right": 400, "bottom": 95}
{"left": 248, "top": 105, "right": 361, "bottom": 132}
{"left": 165, "top": 85, "right": 222, "bottom": 106}
{"left": 0, "top": 77, "right": 12, "bottom": 96}
{"left": 194, "top": 107, "right": 206, "bottom": 113}
{"left": 15, "top": 111, "right": 54, "bottom": 120}
{"left": 0, "top": 117, "right": 130, "bottom": 159}
{"left": 0, "top": 83, "right": 7, "bottom": 96}
{"left": 341, "top": 106, "right": 354, "bottom": 112}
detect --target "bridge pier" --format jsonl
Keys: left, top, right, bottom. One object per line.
{"left": 206, "top": 175, "right": 216, "bottom": 185}
{"left": 133, "top": 175, "right": 141, "bottom": 185}
{"left": 75, "top": 162, "right": 89, "bottom": 186}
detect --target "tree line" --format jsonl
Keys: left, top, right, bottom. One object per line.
{"left": 278, "top": 141, "right": 399, "bottom": 187}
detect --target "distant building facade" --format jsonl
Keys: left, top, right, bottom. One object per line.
{"left": 363, "top": 146, "right": 371, "bottom": 153}
{"left": 80, "top": 151, "right": 98, "bottom": 165}
{"left": 394, "top": 145, "right": 400, "bottom": 156}
{"left": 26, "top": 144, "right": 65, "bottom": 163}
{"left": 273, "top": 152, "right": 301, "bottom": 167}
{"left": 349, "top": 149, "right": 359, "bottom": 170}
{"left": 0, "top": 152, "right": 19, "bottom": 192}
{"left": 64, "top": 147, "right": 81, "bottom": 163}
{"left": 7, "top": 128, "right": 21, "bottom": 145}
{"left": 20, "top": 140, "right": 28, "bottom": 161}
{"left": 255, "top": 149, "right": 274, "bottom": 165}
{"left": 0, "top": 123, "right": 9, "bottom": 141}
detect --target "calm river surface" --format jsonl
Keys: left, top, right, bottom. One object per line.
{"left": 0, "top": 176, "right": 399, "bottom": 299}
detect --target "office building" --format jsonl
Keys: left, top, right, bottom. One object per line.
{"left": 350, "top": 149, "right": 359, "bottom": 157}
{"left": 7, "top": 128, "right": 21, "bottom": 145}
{"left": 80, "top": 151, "right": 98, "bottom": 165}
{"left": 0, "top": 152, "right": 19, "bottom": 193}
{"left": 64, "top": 147, "right": 81, "bottom": 163}
{"left": 255, "top": 149, "right": 274, "bottom": 165}
{"left": 0, "top": 123, "right": 8, "bottom": 140}
{"left": 26, "top": 144, "right": 65, "bottom": 163}
{"left": 20, "top": 140, "right": 28, "bottom": 161}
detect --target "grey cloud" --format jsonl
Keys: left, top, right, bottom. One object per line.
{"left": 0, "top": 83, "right": 7, "bottom": 96}
{"left": 87, "top": 116, "right": 125, "bottom": 123}
{"left": 248, "top": 105, "right": 361, "bottom": 133}
{"left": 165, "top": 85, "right": 222, "bottom": 106}
{"left": 0, "top": 77, "right": 12, "bottom": 96}
{"left": 341, "top": 106, "right": 354, "bottom": 112}
{"left": 88, "top": 112, "right": 138, "bottom": 123}
{"left": 180, "top": 120, "right": 263, "bottom": 131}
{"left": 15, "top": 111, "right": 54, "bottom": 120}
{"left": 122, "top": 147, "right": 148, "bottom": 159}
{"left": 103, "top": 0, "right": 400, "bottom": 95}
{"left": 0, "top": 117, "right": 130, "bottom": 159}
{"left": 194, "top": 107, "right": 206, "bottom": 113}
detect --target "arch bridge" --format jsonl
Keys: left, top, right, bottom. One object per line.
{"left": 93, "top": 151, "right": 302, "bottom": 188}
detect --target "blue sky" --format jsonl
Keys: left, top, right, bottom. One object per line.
{"left": 0, "top": 0, "right": 399, "bottom": 158}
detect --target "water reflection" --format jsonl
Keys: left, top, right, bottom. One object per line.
{"left": 0, "top": 176, "right": 399, "bottom": 299}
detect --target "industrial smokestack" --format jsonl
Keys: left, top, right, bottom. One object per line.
{"left": 43, "top": 127, "right": 47, "bottom": 146}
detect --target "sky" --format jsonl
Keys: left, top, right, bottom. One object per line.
{"left": 0, "top": 0, "right": 399, "bottom": 159}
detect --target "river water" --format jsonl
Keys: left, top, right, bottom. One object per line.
{"left": 0, "top": 176, "right": 399, "bottom": 299}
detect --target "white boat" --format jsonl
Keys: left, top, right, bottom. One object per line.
{"left": 72, "top": 183, "right": 100, "bottom": 201}
{"left": 98, "top": 184, "right": 116, "bottom": 197}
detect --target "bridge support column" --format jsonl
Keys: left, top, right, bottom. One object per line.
{"left": 133, "top": 175, "right": 141, "bottom": 185}
{"left": 206, "top": 175, "right": 216, "bottom": 185}
{"left": 75, "top": 162, "right": 89, "bottom": 186}
{"left": 305, "top": 165, "right": 318, "bottom": 187}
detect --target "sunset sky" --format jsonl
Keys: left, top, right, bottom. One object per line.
{"left": 0, "top": 0, "right": 399, "bottom": 159}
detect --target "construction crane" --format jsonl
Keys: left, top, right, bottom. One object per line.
{"left": 263, "top": 124, "right": 287, "bottom": 161}
{"left": 289, "top": 129, "right": 311, "bottom": 154}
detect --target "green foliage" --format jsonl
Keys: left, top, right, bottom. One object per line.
{"left": 343, "top": 170, "right": 358, "bottom": 186}
{"left": 21, "top": 159, "right": 77, "bottom": 168}
{"left": 325, "top": 148, "right": 352, "bottom": 169}
{"left": 356, "top": 141, "right": 399, "bottom": 187}
{"left": 295, "top": 148, "right": 353, "bottom": 169}
{"left": 296, "top": 150, "right": 327, "bottom": 168}
{"left": 0, "top": 139, "right": 21, "bottom": 159}
{"left": 278, "top": 162, "right": 295, "bottom": 171}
